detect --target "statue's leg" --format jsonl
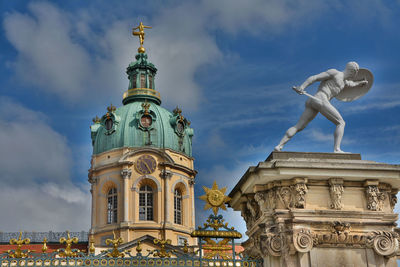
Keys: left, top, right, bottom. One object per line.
{"left": 274, "top": 105, "right": 318, "bottom": 151}
{"left": 318, "top": 102, "right": 346, "bottom": 153}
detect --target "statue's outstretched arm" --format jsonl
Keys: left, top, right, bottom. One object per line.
{"left": 345, "top": 79, "right": 368, "bottom": 88}
{"left": 298, "top": 70, "right": 335, "bottom": 91}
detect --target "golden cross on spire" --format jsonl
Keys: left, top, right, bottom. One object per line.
{"left": 132, "top": 22, "right": 152, "bottom": 53}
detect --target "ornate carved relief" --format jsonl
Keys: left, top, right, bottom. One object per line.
{"left": 121, "top": 169, "right": 132, "bottom": 179}
{"left": 292, "top": 183, "right": 307, "bottom": 208}
{"left": 367, "top": 231, "right": 399, "bottom": 257}
{"left": 365, "top": 185, "right": 386, "bottom": 211}
{"left": 240, "top": 199, "right": 260, "bottom": 229}
{"left": 293, "top": 228, "right": 313, "bottom": 253}
{"left": 254, "top": 192, "right": 266, "bottom": 212}
{"left": 331, "top": 221, "right": 351, "bottom": 236}
{"left": 278, "top": 187, "right": 292, "bottom": 209}
{"left": 265, "top": 189, "right": 276, "bottom": 210}
{"left": 329, "top": 178, "right": 344, "bottom": 210}
{"left": 390, "top": 190, "right": 398, "bottom": 210}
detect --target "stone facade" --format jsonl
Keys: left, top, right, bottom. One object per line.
{"left": 229, "top": 152, "right": 400, "bottom": 266}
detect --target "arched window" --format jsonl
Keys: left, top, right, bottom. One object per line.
{"left": 139, "top": 185, "right": 153, "bottom": 221}
{"left": 174, "top": 189, "right": 182, "bottom": 224}
{"left": 107, "top": 188, "right": 117, "bottom": 224}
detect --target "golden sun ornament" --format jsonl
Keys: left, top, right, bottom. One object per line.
{"left": 199, "top": 181, "right": 231, "bottom": 215}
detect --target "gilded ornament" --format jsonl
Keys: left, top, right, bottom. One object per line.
{"left": 105, "top": 231, "right": 124, "bottom": 258}
{"left": 199, "top": 181, "right": 231, "bottom": 215}
{"left": 42, "top": 238, "right": 48, "bottom": 254}
{"left": 8, "top": 231, "right": 30, "bottom": 258}
{"left": 152, "top": 239, "right": 174, "bottom": 258}
{"left": 58, "top": 231, "right": 80, "bottom": 257}
{"left": 132, "top": 22, "right": 152, "bottom": 53}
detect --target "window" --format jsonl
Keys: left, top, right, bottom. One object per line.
{"left": 140, "top": 74, "right": 146, "bottom": 88}
{"left": 174, "top": 189, "right": 182, "bottom": 224}
{"left": 105, "top": 118, "right": 113, "bottom": 131}
{"left": 139, "top": 185, "right": 153, "bottom": 221}
{"left": 177, "top": 236, "right": 187, "bottom": 246}
{"left": 132, "top": 74, "right": 137, "bottom": 88}
{"left": 148, "top": 75, "right": 153, "bottom": 89}
{"left": 107, "top": 188, "right": 117, "bottom": 224}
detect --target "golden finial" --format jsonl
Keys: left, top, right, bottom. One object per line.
{"left": 42, "top": 237, "right": 48, "bottom": 253}
{"left": 153, "top": 239, "right": 173, "bottom": 258}
{"left": 141, "top": 101, "right": 151, "bottom": 115}
{"left": 89, "top": 235, "right": 95, "bottom": 255}
{"left": 58, "top": 231, "right": 80, "bottom": 257}
{"left": 183, "top": 240, "right": 189, "bottom": 254}
{"left": 105, "top": 231, "right": 124, "bottom": 258}
{"left": 199, "top": 181, "right": 231, "bottom": 215}
{"left": 132, "top": 22, "right": 152, "bottom": 53}
{"left": 173, "top": 106, "right": 182, "bottom": 116}
{"left": 136, "top": 240, "right": 143, "bottom": 254}
{"left": 92, "top": 116, "right": 101, "bottom": 124}
{"left": 107, "top": 104, "right": 116, "bottom": 113}
{"left": 8, "top": 231, "right": 30, "bottom": 258}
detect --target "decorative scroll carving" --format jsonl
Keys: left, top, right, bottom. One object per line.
{"left": 390, "top": 190, "right": 398, "bottom": 210}
{"left": 261, "top": 232, "right": 282, "bottom": 257}
{"left": 292, "top": 183, "right": 307, "bottom": 208}
{"left": 329, "top": 178, "right": 344, "bottom": 210}
{"left": 293, "top": 229, "right": 313, "bottom": 253}
{"left": 265, "top": 189, "right": 276, "bottom": 210}
{"left": 254, "top": 192, "right": 266, "bottom": 212}
{"left": 367, "top": 231, "right": 399, "bottom": 257}
{"left": 278, "top": 187, "right": 292, "bottom": 209}
{"left": 121, "top": 169, "right": 132, "bottom": 179}
{"left": 365, "top": 185, "right": 386, "bottom": 211}
{"left": 241, "top": 199, "right": 260, "bottom": 229}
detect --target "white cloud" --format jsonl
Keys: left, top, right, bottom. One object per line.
{"left": 0, "top": 185, "right": 90, "bottom": 231}
{"left": 0, "top": 98, "right": 90, "bottom": 231}
{"left": 2, "top": 1, "right": 221, "bottom": 110}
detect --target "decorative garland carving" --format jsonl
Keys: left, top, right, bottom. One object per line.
{"left": 365, "top": 185, "right": 386, "bottom": 211}
{"left": 367, "top": 231, "right": 399, "bottom": 257}
{"left": 329, "top": 179, "right": 344, "bottom": 210}
{"left": 331, "top": 221, "right": 351, "bottom": 236}
{"left": 293, "top": 229, "right": 313, "bottom": 253}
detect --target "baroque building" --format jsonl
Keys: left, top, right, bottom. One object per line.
{"left": 88, "top": 27, "right": 196, "bottom": 248}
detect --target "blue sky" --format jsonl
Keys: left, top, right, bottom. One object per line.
{"left": 0, "top": 0, "right": 399, "bottom": 238}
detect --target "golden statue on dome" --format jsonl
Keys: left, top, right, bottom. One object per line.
{"left": 132, "top": 22, "right": 152, "bottom": 53}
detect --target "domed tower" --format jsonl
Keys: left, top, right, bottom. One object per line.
{"left": 88, "top": 23, "right": 196, "bottom": 248}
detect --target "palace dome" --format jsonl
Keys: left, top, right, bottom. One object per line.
{"left": 90, "top": 52, "right": 193, "bottom": 156}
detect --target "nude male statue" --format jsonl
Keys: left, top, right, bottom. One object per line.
{"left": 274, "top": 62, "right": 369, "bottom": 153}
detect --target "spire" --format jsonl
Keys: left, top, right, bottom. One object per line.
{"left": 122, "top": 22, "right": 161, "bottom": 105}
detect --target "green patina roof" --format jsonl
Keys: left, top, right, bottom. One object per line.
{"left": 90, "top": 52, "right": 193, "bottom": 157}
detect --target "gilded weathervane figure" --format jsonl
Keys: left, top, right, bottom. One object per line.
{"left": 274, "top": 62, "right": 373, "bottom": 153}
{"left": 132, "top": 22, "right": 152, "bottom": 53}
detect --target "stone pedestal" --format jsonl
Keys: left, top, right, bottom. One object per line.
{"left": 229, "top": 152, "right": 400, "bottom": 267}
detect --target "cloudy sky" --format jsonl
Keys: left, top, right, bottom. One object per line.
{"left": 0, "top": 1, "right": 399, "bottom": 238}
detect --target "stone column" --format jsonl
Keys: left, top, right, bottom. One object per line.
{"left": 161, "top": 170, "right": 172, "bottom": 225}
{"left": 121, "top": 169, "right": 132, "bottom": 223}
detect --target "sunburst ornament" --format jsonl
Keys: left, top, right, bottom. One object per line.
{"left": 199, "top": 181, "right": 231, "bottom": 215}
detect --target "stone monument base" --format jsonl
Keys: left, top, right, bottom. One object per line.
{"left": 229, "top": 152, "right": 400, "bottom": 267}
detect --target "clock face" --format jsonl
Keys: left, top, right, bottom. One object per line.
{"left": 135, "top": 155, "right": 157, "bottom": 175}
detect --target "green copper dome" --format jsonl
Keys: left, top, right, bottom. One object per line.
{"left": 90, "top": 52, "right": 193, "bottom": 156}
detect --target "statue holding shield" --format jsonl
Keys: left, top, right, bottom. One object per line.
{"left": 274, "top": 62, "right": 373, "bottom": 153}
